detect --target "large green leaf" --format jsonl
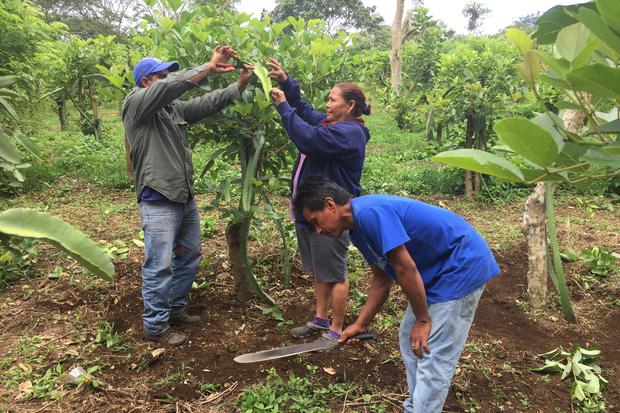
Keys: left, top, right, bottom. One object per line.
{"left": 566, "top": 64, "right": 620, "bottom": 100}
{"left": 506, "top": 28, "right": 532, "bottom": 54}
{"left": 534, "top": 51, "right": 570, "bottom": 77}
{"left": 596, "top": 0, "right": 620, "bottom": 36}
{"left": 0, "top": 130, "right": 22, "bottom": 164}
{"left": 253, "top": 62, "right": 272, "bottom": 99}
{"left": 591, "top": 118, "right": 620, "bottom": 134}
{"left": 521, "top": 169, "right": 568, "bottom": 182}
{"left": 432, "top": 149, "right": 525, "bottom": 182}
{"left": 531, "top": 113, "right": 565, "bottom": 144}
{"left": 0, "top": 76, "right": 18, "bottom": 88}
{"left": 556, "top": 23, "right": 591, "bottom": 62}
{"left": 580, "top": 147, "right": 620, "bottom": 167}
{"left": 577, "top": 7, "right": 620, "bottom": 57}
{"left": 602, "top": 143, "right": 620, "bottom": 155}
{"left": 13, "top": 132, "right": 42, "bottom": 160}
{"left": 539, "top": 74, "right": 572, "bottom": 89}
{"left": 494, "top": 118, "right": 564, "bottom": 168}
{"left": 518, "top": 50, "right": 541, "bottom": 88}
{"left": 533, "top": 3, "right": 594, "bottom": 44}
{"left": 241, "top": 131, "right": 265, "bottom": 212}
{"left": 0, "top": 96, "right": 18, "bottom": 120}
{"left": 556, "top": 142, "right": 590, "bottom": 169}
{"left": 0, "top": 209, "right": 114, "bottom": 281}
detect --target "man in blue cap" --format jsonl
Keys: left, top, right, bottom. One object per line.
{"left": 293, "top": 175, "right": 500, "bottom": 413}
{"left": 123, "top": 46, "right": 253, "bottom": 346}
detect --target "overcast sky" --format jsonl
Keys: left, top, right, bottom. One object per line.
{"left": 236, "top": 0, "right": 580, "bottom": 34}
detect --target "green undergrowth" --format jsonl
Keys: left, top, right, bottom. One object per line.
{"left": 239, "top": 366, "right": 391, "bottom": 413}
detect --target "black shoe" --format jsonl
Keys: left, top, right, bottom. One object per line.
{"left": 291, "top": 321, "right": 329, "bottom": 339}
{"left": 145, "top": 329, "right": 187, "bottom": 346}
{"left": 169, "top": 311, "right": 201, "bottom": 326}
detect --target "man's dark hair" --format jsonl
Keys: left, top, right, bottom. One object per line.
{"left": 293, "top": 175, "right": 352, "bottom": 216}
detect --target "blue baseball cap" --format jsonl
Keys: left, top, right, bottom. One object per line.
{"left": 133, "top": 57, "right": 180, "bottom": 87}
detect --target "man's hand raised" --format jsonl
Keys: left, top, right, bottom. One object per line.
{"left": 206, "top": 46, "right": 236, "bottom": 75}
{"left": 238, "top": 63, "right": 254, "bottom": 91}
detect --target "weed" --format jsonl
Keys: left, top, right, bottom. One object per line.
{"left": 262, "top": 305, "right": 293, "bottom": 326}
{"left": 94, "top": 321, "right": 127, "bottom": 351}
{"left": 533, "top": 346, "right": 608, "bottom": 411}
{"left": 74, "top": 365, "right": 104, "bottom": 391}
{"left": 100, "top": 240, "right": 130, "bottom": 261}
{"left": 200, "top": 383, "right": 221, "bottom": 396}
{"left": 201, "top": 215, "right": 218, "bottom": 238}
{"left": 239, "top": 365, "right": 391, "bottom": 412}
{"left": 30, "top": 363, "right": 64, "bottom": 400}
{"left": 0, "top": 237, "right": 38, "bottom": 289}
{"left": 515, "top": 391, "right": 531, "bottom": 408}
{"left": 154, "top": 363, "right": 192, "bottom": 386}
{"left": 579, "top": 247, "right": 619, "bottom": 278}
{"left": 575, "top": 196, "right": 615, "bottom": 215}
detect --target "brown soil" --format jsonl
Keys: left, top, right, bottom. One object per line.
{"left": 1, "top": 185, "right": 618, "bottom": 412}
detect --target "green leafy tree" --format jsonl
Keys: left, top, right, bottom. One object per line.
{"left": 270, "top": 0, "right": 384, "bottom": 34}
{"left": 33, "top": 0, "right": 141, "bottom": 37}
{"left": 433, "top": 0, "right": 620, "bottom": 322}
{"left": 507, "top": 13, "right": 541, "bottom": 34}
{"left": 0, "top": 78, "right": 113, "bottom": 282}
{"left": 462, "top": 1, "right": 491, "bottom": 33}
{"left": 115, "top": 2, "right": 354, "bottom": 303}
{"left": 0, "top": 75, "right": 41, "bottom": 191}
{"left": 0, "top": 0, "right": 66, "bottom": 101}
{"left": 44, "top": 35, "right": 127, "bottom": 137}
{"left": 427, "top": 36, "right": 525, "bottom": 196}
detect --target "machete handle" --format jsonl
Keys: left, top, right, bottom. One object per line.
{"left": 350, "top": 332, "right": 377, "bottom": 341}
{"left": 234, "top": 59, "right": 249, "bottom": 70}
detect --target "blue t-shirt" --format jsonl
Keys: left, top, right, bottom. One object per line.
{"left": 349, "top": 195, "right": 500, "bottom": 303}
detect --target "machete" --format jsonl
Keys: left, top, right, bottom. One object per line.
{"left": 234, "top": 332, "right": 377, "bottom": 363}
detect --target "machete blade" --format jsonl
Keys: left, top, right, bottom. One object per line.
{"left": 234, "top": 332, "right": 377, "bottom": 363}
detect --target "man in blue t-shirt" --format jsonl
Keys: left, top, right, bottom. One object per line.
{"left": 293, "top": 176, "right": 500, "bottom": 413}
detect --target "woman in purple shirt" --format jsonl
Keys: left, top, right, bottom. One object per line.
{"left": 268, "top": 58, "right": 371, "bottom": 341}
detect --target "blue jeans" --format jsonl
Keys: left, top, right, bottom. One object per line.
{"left": 399, "top": 284, "right": 486, "bottom": 413}
{"left": 139, "top": 198, "right": 201, "bottom": 335}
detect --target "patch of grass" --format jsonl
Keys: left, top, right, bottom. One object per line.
{"left": 0, "top": 237, "right": 38, "bottom": 290}
{"left": 239, "top": 365, "right": 391, "bottom": 413}
{"left": 0, "top": 336, "right": 64, "bottom": 401}
{"left": 154, "top": 363, "right": 193, "bottom": 387}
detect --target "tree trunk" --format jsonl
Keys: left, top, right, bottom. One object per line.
{"left": 523, "top": 182, "right": 547, "bottom": 309}
{"left": 225, "top": 217, "right": 253, "bottom": 302}
{"left": 56, "top": 100, "right": 67, "bottom": 131}
{"left": 464, "top": 114, "right": 475, "bottom": 198}
{"left": 521, "top": 102, "right": 587, "bottom": 313}
{"left": 563, "top": 102, "right": 587, "bottom": 133}
{"left": 87, "top": 81, "right": 101, "bottom": 140}
{"left": 390, "top": 0, "right": 406, "bottom": 93}
{"left": 77, "top": 79, "right": 86, "bottom": 123}
{"left": 436, "top": 123, "right": 442, "bottom": 145}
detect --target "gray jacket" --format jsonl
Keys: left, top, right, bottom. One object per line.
{"left": 122, "top": 67, "right": 241, "bottom": 203}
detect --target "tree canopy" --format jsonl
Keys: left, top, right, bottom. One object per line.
{"left": 32, "top": 0, "right": 141, "bottom": 37}
{"left": 269, "top": 0, "right": 384, "bottom": 33}
{"left": 462, "top": 1, "right": 491, "bottom": 33}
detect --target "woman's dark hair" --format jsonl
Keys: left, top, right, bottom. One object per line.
{"left": 293, "top": 175, "right": 352, "bottom": 216}
{"left": 334, "top": 83, "right": 371, "bottom": 117}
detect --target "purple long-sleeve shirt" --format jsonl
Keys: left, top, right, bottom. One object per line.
{"left": 276, "top": 77, "right": 370, "bottom": 223}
